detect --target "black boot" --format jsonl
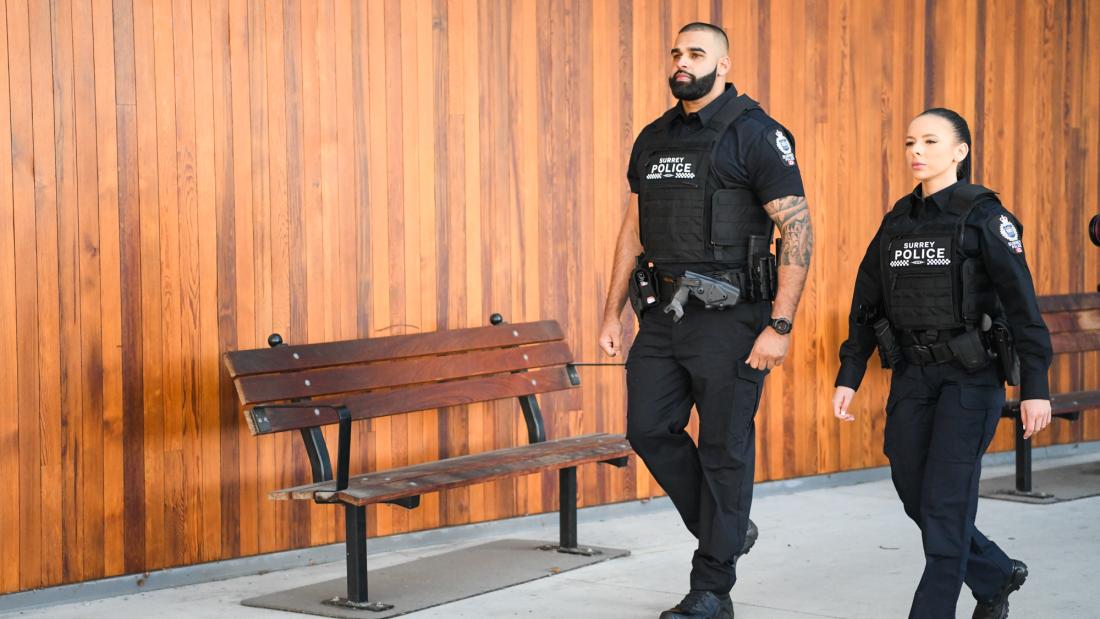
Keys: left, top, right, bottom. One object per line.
{"left": 972, "top": 560, "right": 1028, "bottom": 619}
{"left": 742, "top": 519, "right": 759, "bottom": 556}
{"left": 726, "top": 519, "right": 759, "bottom": 569}
{"left": 658, "top": 590, "right": 734, "bottom": 619}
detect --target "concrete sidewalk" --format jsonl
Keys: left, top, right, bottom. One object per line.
{"left": 4, "top": 449, "right": 1098, "bottom": 618}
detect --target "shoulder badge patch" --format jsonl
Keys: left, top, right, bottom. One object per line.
{"left": 994, "top": 214, "right": 1024, "bottom": 254}
{"left": 772, "top": 129, "right": 796, "bottom": 167}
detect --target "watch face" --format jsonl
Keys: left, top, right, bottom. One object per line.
{"left": 771, "top": 318, "right": 792, "bottom": 334}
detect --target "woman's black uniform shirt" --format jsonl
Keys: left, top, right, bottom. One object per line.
{"left": 835, "top": 182, "right": 1053, "bottom": 400}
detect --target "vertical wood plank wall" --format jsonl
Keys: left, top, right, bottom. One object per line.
{"left": 1, "top": 0, "right": 1098, "bottom": 594}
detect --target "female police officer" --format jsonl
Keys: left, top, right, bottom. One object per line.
{"left": 831, "top": 108, "right": 1053, "bottom": 619}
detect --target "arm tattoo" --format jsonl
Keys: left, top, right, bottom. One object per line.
{"left": 763, "top": 195, "right": 814, "bottom": 267}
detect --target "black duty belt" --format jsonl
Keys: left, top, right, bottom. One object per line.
{"left": 900, "top": 343, "right": 956, "bottom": 365}
{"left": 656, "top": 269, "right": 749, "bottom": 303}
{"left": 899, "top": 327, "right": 981, "bottom": 366}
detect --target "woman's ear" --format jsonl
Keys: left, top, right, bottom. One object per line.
{"left": 954, "top": 141, "right": 970, "bottom": 164}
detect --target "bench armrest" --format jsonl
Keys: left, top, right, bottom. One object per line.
{"left": 251, "top": 403, "right": 353, "bottom": 491}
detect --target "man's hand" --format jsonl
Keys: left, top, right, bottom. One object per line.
{"left": 598, "top": 195, "right": 640, "bottom": 359}
{"left": 833, "top": 386, "right": 856, "bottom": 421}
{"left": 599, "top": 317, "right": 624, "bottom": 357}
{"left": 1020, "top": 398, "right": 1052, "bottom": 439}
{"left": 745, "top": 327, "right": 789, "bottom": 370}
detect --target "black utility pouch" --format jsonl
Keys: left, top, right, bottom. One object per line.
{"left": 628, "top": 255, "right": 660, "bottom": 319}
{"left": 947, "top": 329, "right": 991, "bottom": 371}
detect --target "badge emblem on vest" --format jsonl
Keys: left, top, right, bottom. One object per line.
{"left": 774, "top": 130, "right": 795, "bottom": 167}
{"left": 998, "top": 215, "right": 1024, "bottom": 254}
{"left": 889, "top": 237, "right": 952, "bottom": 268}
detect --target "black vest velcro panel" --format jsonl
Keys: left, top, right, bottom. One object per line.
{"left": 880, "top": 184, "right": 998, "bottom": 331}
{"left": 635, "top": 95, "right": 772, "bottom": 264}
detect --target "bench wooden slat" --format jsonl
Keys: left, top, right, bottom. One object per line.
{"left": 272, "top": 433, "right": 601, "bottom": 499}
{"left": 246, "top": 367, "right": 577, "bottom": 435}
{"left": 1003, "top": 389, "right": 1100, "bottom": 417}
{"left": 235, "top": 340, "right": 574, "bottom": 405}
{"left": 268, "top": 433, "right": 632, "bottom": 505}
{"left": 1050, "top": 330, "right": 1100, "bottom": 355}
{"left": 1044, "top": 308, "right": 1100, "bottom": 335}
{"left": 224, "top": 320, "right": 565, "bottom": 378}
{"left": 1037, "top": 292, "right": 1100, "bottom": 314}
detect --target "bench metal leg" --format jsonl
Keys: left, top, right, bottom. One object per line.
{"left": 323, "top": 505, "right": 393, "bottom": 612}
{"left": 560, "top": 467, "right": 578, "bottom": 548}
{"left": 1003, "top": 419, "right": 1053, "bottom": 500}
{"left": 539, "top": 467, "right": 601, "bottom": 557}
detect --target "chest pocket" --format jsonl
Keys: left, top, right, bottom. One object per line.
{"left": 886, "top": 234, "right": 960, "bottom": 330}
{"left": 710, "top": 188, "right": 770, "bottom": 263}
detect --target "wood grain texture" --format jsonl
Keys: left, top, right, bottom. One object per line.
{"left": 247, "top": 367, "right": 578, "bottom": 434}
{"left": 329, "top": 434, "right": 631, "bottom": 506}
{"left": 2, "top": 0, "right": 1099, "bottom": 593}
{"left": 234, "top": 340, "right": 574, "bottom": 404}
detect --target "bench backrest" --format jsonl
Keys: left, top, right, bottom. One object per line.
{"left": 223, "top": 320, "right": 579, "bottom": 439}
{"left": 1038, "top": 292, "right": 1100, "bottom": 355}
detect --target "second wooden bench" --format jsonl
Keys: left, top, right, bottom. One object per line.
{"left": 1000, "top": 292, "right": 1100, "bottom": 497}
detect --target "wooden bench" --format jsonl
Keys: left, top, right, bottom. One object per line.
{"left": 223, "top": 315, "right": 633, "bottom": 611}
{"left": 1001, "top": 292, "right": 1100, "bottom": 497}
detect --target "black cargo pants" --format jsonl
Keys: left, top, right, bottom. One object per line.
{"left": 885, "top": 362, "right": 1015, "bottom": 618}
{"left": 625, "top": 300, "right": 770, "bottom": 594}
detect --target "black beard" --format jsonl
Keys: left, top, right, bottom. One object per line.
{"left": 668, "top": 66, "right": 718, "bottom": 101}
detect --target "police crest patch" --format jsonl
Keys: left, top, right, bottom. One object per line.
{"left": 995, "top": 214, "right": 1024, "bottom": 254}
{"left": 773, "top": 129, "right": 795, "bottom": 167}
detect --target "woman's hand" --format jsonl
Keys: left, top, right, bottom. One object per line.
{"left": 833, "top": 386, "right": 856, "bottom": 422}
{"left": 1019, "top": 399, "right": 1052, "bottom": 439}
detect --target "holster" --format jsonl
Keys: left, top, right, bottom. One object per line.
{"left": 990, "top": 318, "right": 1021, "bottom": 386}
{"left": 661, "top": 270, "right": 741, "bottom": 323}
{"left": 747, "top": 234, "right": 778, "bottom": 302}
{"left": 873, "top": 318, "right": 904, "bottom": 369}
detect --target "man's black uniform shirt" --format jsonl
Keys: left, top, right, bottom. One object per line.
{"left": 627, "top": 85, "right": 805, "bottom": 273}
{"left": 835, "top": 182, "right": 1053, "bottom": 400}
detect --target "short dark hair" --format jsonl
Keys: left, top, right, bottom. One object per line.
{"left": 678, "top": 22, "right": 729, "bottom": 53}
{"left": 919, "top": 107, "right": 973, "bottom": 182}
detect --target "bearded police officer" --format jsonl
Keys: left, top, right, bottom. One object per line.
{"left": 833, "top": 108, "right": 1052, "bottom": 618}
{"left": 599, "top": 23, "right": 813, "bottom": 619}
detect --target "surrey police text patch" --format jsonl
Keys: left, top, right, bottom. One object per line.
{"left": 644, "top": 152, "right": 703, "bottom": 183}
{"left": 887, "top": 235, "right": 953, "bottom": 269}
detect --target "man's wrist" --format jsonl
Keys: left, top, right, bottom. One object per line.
{"left": 767, "top": 315, "right": 793, "bottom": 335}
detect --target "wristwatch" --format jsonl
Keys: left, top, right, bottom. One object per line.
{"left": 768, "top": 316, "right": 793, "bottom": 335}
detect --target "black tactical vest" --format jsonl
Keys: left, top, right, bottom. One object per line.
{"left": 879, "top": 183, "right": 1002, "bottom": 332}
{"left": 634, "top": 94, "right": 773, "bottom": 265}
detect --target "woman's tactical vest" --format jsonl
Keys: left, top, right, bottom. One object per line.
{"left": 635, "top": 94, "right": 773, "bottom": 266}
{"left": 879, "top": 183, "right": 1002, "bottom": 333}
